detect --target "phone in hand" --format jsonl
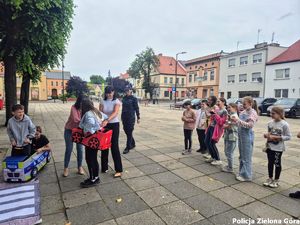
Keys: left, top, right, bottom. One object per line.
{"left": 210, "top": 111, "right": 215, "bottom": 115}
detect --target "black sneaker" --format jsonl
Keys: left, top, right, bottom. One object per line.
{"left": 123, "top": 148, "right": 130, "bottom": 154}
{"left": 130, "top": 145, "right": 136, "bottom": 150}
{"left": 80, "top": 177, "right": 100, "bottom": 188}
{"left": 196, "top": 149, "right": 202, "bottom": 153}
{"left": 289, "top": 191, "right": 300, "bottom": 199}
{"left": 80, "top": 178, "right": 91, "bottom": 186}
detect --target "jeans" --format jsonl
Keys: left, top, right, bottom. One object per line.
{"left": 224, "top": 140, "right": 237, "bottom": 169}
{"left": 267, "top": 149, "right": 283, "bottom": 180}
{"left": 238, "top": 127, "right": 254, "bottom": 179}
{"left": 205, "top": 126, "right": 220, "bottom": 160}
{"left": 64, "top": 129, "right": 83, "bottom": 168}
{"left": 101, "top": 123, "right": 123, "bottom": 173}
{"left": 196, "top": 128, "right": 207, "bottom": 152}
{"left": 85, "top": 147, "right": 99, "bottom": 179}
{"left": 184, "top": 129, "right": 193, "bottom": 150}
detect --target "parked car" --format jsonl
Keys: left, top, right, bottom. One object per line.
{"left": 170, "top": 98, "right": 191, "bottom": 109}
{"left": 257, "top": 98, "right": 277, "bottom": 115}
{"left": 2, "top": 150, "right": 51, "bottom": 182}
{"left": 267, "top": 98, "right": 300, "bottom": 118}
{"left": 191, "top": 99, "right": 202, "bottom": 109}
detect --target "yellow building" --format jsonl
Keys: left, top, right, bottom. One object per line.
{"left": 44, "top": 70, "right": 70, "bottom": 97}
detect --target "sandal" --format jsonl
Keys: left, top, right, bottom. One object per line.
{"left": 114, "top": 172, "right": 122, "bottom": 178}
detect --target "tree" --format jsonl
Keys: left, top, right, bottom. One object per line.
{"left": 66, "top": 76, "right": 89, "bottom": 97}
{"left": 0, "top": 0, "right": 74, "bottom": 124}
{"left": 111, "top": 77, "right": 130, "bottom": 95}
{"left": 128, "top": 47, "right": 159, "bottom": 99}
{"left": 90, "top": 75, "right": 105, "bottom": 84}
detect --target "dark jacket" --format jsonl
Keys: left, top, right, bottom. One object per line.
{"left": 121, "top": 95, "right": 140, "bottom": 120}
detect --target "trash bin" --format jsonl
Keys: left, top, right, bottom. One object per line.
{"left": 0, "top": 99, "right": 3, "bottom": 110}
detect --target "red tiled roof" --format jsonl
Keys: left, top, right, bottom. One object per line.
{"left": 184, "top": 52, "right": 222, "bottom": 65}
{"left": 156, "top": 55, "right": 186, "bottom": 75}
{"left": 120, "top": 73, "right": 129, "bottom": 79}
{"left": 267, "top": 39, "right": 300, "bottom": 65}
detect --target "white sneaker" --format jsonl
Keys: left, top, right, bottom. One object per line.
{"left": 211, "top": 160, "right": 222, "bottom": 166}
{"left": 182, "top": 149, "right": 188, "bottom": 155}
{"left": 222, "top": 166, "right": 233, "bottom": 173}
{"left": 263, "top": 178, "right": 273, "bottom": 187}
{"left": 236, "top": 175, "right": 247, "bottom": 182}
{"left": 269, "top": 180, "right": 279, "bottom": 188}
{"left": 203, "top": 153, "right": 211, "bottom": 159}
{"left": 205, "top": 158, "right": 214, "bottom": 163}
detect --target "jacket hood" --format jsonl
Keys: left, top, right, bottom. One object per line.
{"left": 12, "top": 114, "right": 30, "bottom": 122}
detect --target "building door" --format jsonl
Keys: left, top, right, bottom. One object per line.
{"left": 31, "top": 88, "right": 39, "bottom": 100}
{"left": 239, "top": 91, "right": 259, "bottom": 98}
{"left": 51, "top": 89, "right": 58, "bottom": 97}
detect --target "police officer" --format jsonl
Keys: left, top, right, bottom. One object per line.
{"left": 122, "top": 86, "right": 140, "bottom": 154}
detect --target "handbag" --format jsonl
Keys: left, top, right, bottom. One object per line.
{"left": 212, "top": 123, "right": 224, "bottom": 143}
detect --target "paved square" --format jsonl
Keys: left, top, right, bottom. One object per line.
{"left": 0, "top": 102, "right": 300, "bottom": 225}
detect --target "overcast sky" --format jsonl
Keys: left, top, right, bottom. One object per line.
{"left": 64, "top": 0, "right": 300, "bottom": 80}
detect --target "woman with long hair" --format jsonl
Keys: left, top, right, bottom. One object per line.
{"left": 231, "top": 96, "right": 258, "bottom": 182}
{"left": 79, "top": 97, "right": 107, "bottom": 188}
{"left": 63, "top": 94, "right": 84, "bottom": 177}
{"left": 99, "top": 86, "right": 123, "bottom": 178}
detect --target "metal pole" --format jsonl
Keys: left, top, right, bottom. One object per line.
{"left": 175, "top": 53, "right": 178, "bottom": 104}
{"left": 62, "top": 59, "right": 65, "bottom": 103}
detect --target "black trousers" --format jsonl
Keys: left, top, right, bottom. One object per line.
{"left": 267, "top": 149, "right": 283, "bottom": 180}
{"left": 101, "top": 123, "right": 123, "bottom": 173}
{"left": 85, "top": 147, "right": 99, "bottom": 180}
{"left": 184, "top": 129, "right": 193, "bottom": 150}
{"left": 205, "top": 126, "right": 220, "bottom": 160}
{"left": 122, "top": 118, "right": 135, "bottom": 149}
{"left": 196, "top": 129, "right": 207, "bottom": 152}
{"left": 12, "top": 145, "right": 31, "bottom": 156}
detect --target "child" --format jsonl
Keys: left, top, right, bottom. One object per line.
{"left": 7, "top": 104, "right": 36, "bottom": 156}
{"left": 263, "top": 106, "right": 291, "bottom": 188}
{"left": 289, "top": 131, "right": 300, "bottom": 198}
{"left": 32, "top": 126, "right": 51, "bottom": 154}
{"left": 181, "top": 101, "right": 196, "bottom": 155}
{"left": 222, "top": 103, "right": 239, "bottom": 173}
{"left": 79, "top": 97, "right": 107, "bottom": 188}
{"left": 195, "top": 100, "right": 208, "bottom": 154}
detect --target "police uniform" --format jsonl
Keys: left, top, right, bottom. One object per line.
{"left": 121, "top": 95, "right": 140, "bottom": 153}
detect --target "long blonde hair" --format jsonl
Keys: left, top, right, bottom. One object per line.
{"left": 243, "top": 96, "right": 258, "bottom": 113}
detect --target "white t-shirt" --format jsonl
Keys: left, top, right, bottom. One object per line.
{"left": 100, "top": 99, "right": 121, "bottom": 123}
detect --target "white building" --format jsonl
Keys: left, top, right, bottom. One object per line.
{"left": 219, "top": 43, "right": 287, "bottom": 99}
{"left": 265, "top": 40, "right": 300, "bottom": 98}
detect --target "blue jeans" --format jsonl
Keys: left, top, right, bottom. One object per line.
{"left": 238, "top": 127, "right": 254, "bottom": 179}
{"left": 64, "top": 129, "right": 84, "bottom": 168}
{"left": 205, "top": 126, "right": 220, "bottom": 160}
{"left": 224, "top": 140, "right": 237, "bottom": 169}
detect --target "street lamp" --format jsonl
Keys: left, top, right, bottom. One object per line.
{"left": 174, "top": 51, "right": 187, "bottom": 104}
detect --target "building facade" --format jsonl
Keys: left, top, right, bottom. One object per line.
{"left": 184, "top": 53, "right": 222, "bottom": 99}
{"left": 45, "top": 70, "right": 71, "bottom": 98}
{"left": 134, "top": 54, "right": 187, "bottom": 100}
{"left": 219, "top": 43, "right": 287, "bottom": 99}
{"left": 265, "top": 40, "right": 300, "bottom": 98}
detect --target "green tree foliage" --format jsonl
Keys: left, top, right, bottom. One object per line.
{"left": 66, "top": 76, "right": 89, "bottom": 97}
{"left": 0, "top": 0, "right": 74, "bottom": 124}
{"left": 90, "top": 75, "right": 105, "bottom": 84}
{"left": 128, "top": 47, "right": 159, "bottom": 99}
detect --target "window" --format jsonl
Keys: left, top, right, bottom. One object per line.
{"left": 227, "top": 75, "right": 235, "bottom": 83}
{"left": 240, "top": 56, "right": 248, "bottom": 65}
{"left": 61, "top": 82, "right": 63, "bottom": 86}
{"left": 164, "top": 91, "right": 169, "bottom": 97}
{"left": 194, "top": 74, "right": 197, "bottom": 82}
{"left": 51, "top": 81, "right": 54, "bottom": 86}
{"left": 253, "top": 53, "right": 262, "bottom": 63}
{"left": 205, "top": 64, "right": 207, "bottom": 67}
{"left": 170, "top": 77, "right": 173, "bottom": 84}
{"left": 195, "top": 65, "right": 198, "bottom": 69}
{"left": 189, "top": 67, "right": 192, "bottom": 69}
{"left": 252, "top": 72, "right": 261, "bottom": 82}
{"left": 56, "top": 81, "right": 58, "bottom": 86}
{"left": 176, "top": 78, "right": 179, "bottom": 84}
{"left": 164, "top": 77, "right": 168, "bottom": 84}
{"left": 275, "top": 68, "right": 290, "bottom": 79}
{"left": 212, "top": 62, "right": 214, "bottom": 65}
{"left": 239, "top": 74, "right": 247, "bottom": 83}
{"left": 189, "top": 74, "right": 192, "bottom": 83}
{"left": 181, "top": 78, "right": 184, "bottom": 85}
{"left": 220, "top": 92, "right": 224, "bottom": 97}
{"left": 202, "top": 89, "right": 208, "bottom": 98}
{"left": 228, "top": 58, "right": 235, "bottom": 67}
{"left": 181, "top": 91, "right": 185, "bottom": 97}
{"left": 203, "top": 71, "right": 208, "bottom": 81}
{"left": 227, "top": 92, "right": 231, "bottom": 99}
{"left": 210, "top": 69, "right": 215, "bottom": 80}
{"left": 275, "top": 89, "right": 289, "bottom": 98}
{"left": 210, "top": 88, "right": 214, "bottom": 96}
